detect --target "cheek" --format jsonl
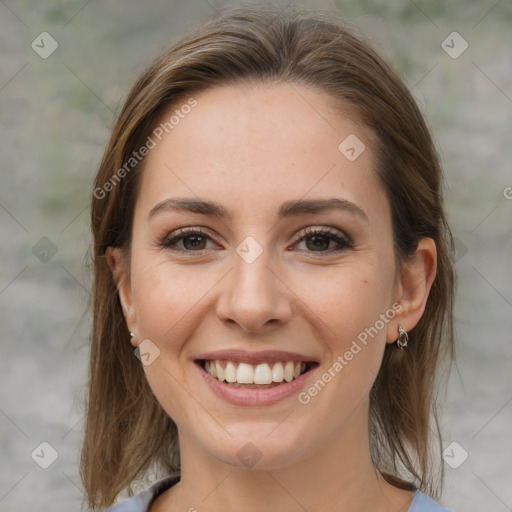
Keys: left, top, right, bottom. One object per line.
{"left": 295, "top": 269, "right": 392, "bottom": 415}
{"left": 130, "top": 261, "right": 216, "bottom": 426}
{"left": 293, "top": 263, "right": 393, "bottom": 393}
{"left": 292, "top": 263, "right": 391, "bottom": 344}
{"left": 132, "top": 259, "right": 218, "bottom": 343}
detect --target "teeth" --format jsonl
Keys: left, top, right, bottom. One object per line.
{"left": 236, "top": 363, "right": 254, "bottom": 384}
{"left": 225, "top": 361, "right": 237, "bottom": 383}
{"left": 204, "top": 360, "right": 309, "bottom": 385}
{"left": 253, "top": 363, "right": 272, "bottom": 385}
{"left": 272, "top": 362, "right": 284, "bottom": 382}
{"left": 215, "top": 360, "right": 225, "bottom": 382}
{"left": 284, "top": 361, "right": 295, "bottom": 382}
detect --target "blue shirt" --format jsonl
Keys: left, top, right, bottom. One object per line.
{"left": 103, "top": 473, "right": 453, "bottom": 511}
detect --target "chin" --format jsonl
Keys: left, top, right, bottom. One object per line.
{"left": 201, "top": 420, "right": 314, "bottom": 471}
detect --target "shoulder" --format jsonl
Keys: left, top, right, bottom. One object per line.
{"left": 102, "top": 474, "right": 180, "bottom": 512}
{"left": 102, "top": 478, "right": 452, "bottom": 512}
{"left": 408, "top": 490, "right": 453, "bottom": 512}
{"left": 102, "top": 488, "right": 152, "bottom": 512}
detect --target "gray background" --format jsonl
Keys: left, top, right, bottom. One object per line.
{"left": 1, "top": 0, "right": 511, "bottom": 510}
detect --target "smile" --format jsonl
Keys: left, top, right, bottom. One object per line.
{"left": 200, "top": 360, "right": 314, "bottom": 388}
{"left": 195, "top": 356, "right": 319, "bottom": 406}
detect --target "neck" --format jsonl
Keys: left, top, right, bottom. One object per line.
{"left": 153, "top": 403, "right": 414, "bottom": 512}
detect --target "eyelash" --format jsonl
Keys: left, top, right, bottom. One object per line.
{"left": 159, "top": 226, "right": 353, "bottom": 255}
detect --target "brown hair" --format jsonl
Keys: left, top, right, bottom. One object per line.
{"left": 81, "top": 5, "right": 456, "bottom": 509}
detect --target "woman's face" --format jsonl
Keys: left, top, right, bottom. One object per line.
{"left": 114, "top": 82, "right": 404, "bottom": 469}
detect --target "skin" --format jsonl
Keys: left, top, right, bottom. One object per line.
{"left": 107, "top": 82, "right": 437, "bottom": 512}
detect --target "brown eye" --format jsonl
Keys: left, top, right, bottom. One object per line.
{"left": 183, "top": 235, "right": 207, "bottom": 250}
{"left": 294, "top": 227, "right": 352, "bottom": 253}
{"left": 161, "top": 229, "right": 216, "bottom": 252}
{"left": 305, "top": 234, "right": 331, "bottom": 251}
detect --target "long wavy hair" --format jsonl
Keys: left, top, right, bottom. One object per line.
{"left": 81, "top": 5, "right": 456, "bottom": 510}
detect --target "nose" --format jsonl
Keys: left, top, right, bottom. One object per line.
{"left": 215, "top": 243, "right": 293, "bottom": 333}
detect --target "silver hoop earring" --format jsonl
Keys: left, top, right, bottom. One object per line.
{"left": 396, "top": 324, "right": 408, "bottom": 349}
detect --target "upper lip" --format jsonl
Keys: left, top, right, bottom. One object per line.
{"left": 194, "top": 349, "right": 319, "bottom": 365}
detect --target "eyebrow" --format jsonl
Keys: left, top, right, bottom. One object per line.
{"left": 148, "top": 197, "right": 369, "bottom": 223}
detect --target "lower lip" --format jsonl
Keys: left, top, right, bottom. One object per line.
{"left": 196, "top": 362, "right": 317, "bottom": 406}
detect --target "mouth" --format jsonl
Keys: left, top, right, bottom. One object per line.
{"left": 195, "top": 359, "right": 318, "bottom": 389}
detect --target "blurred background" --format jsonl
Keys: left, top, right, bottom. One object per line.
{"left": 0, "top": 0, "right": 511, "bottom": 510}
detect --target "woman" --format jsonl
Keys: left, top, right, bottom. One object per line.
{"left": 81, "top": 6, "right": 456, "bottom": 512}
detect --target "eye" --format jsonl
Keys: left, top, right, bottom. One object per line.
{"left": 159, "top": 226, "right": 353, "bottom": 255}
{"left": 293, "top": 227, "right": 352, "bottom": 254}
{"left": 159, "top": 228, "right": 218, "bottom": 252}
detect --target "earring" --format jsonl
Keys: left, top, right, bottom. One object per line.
{"left": 396, "top": 324, "right": 408, "bottom": 349}
{"left": 130, "top": 332, "right": 135, "bottom": 339}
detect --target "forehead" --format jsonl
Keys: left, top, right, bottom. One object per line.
{"left": 135, "top": 82, "right": 386, "bottom": 224}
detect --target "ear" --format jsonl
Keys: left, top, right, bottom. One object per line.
{"left": 106, "top": 247, "right": 138, "bottom": 347}
{"left": 386, "top": 237, "right": 437, "bottom": 343}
